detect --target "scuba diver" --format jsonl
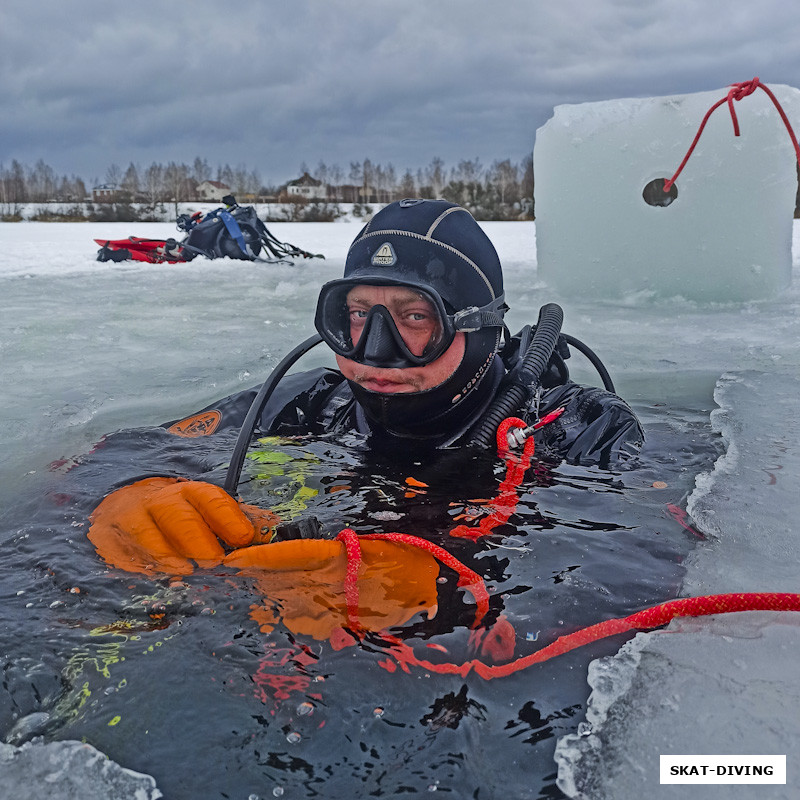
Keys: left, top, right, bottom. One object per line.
{"left": 87, "top": 198, "right": 643, "bottom": 578}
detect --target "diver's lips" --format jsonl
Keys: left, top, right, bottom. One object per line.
{"left": 358, "top": 377, "right": 414, "bottom": 393}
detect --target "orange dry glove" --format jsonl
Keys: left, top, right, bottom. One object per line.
{"left": 225, "top": 539, "right": 439, "bottom": 641}
{"left": 88, "top": 477, "right": 279, "bottom": 575}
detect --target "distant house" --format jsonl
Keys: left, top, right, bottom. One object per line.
{"left": 285, "top": 172, "right": 327, "bottom": 201}
{"left": 92, "top": 183, "right": 118, "bottom": 202}
{"left": 196, "top": 180, "right": 232, "bottom": 201}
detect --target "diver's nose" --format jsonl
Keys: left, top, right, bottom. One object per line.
{"left": 362, "top": 311, "right": 397, "bottom": 366}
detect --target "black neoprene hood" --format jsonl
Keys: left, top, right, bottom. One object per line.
{"left": 327, "top": 200, "right": 509, "bottom": 443}
{"left": 343, "top": 199, "right": 504, "bottom": 311}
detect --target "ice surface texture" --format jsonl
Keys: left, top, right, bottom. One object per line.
{"left": 0, "top": 740, "right": 162, "bottom": 799}
{"left": 535, "top": 84, "right": 800, "bottom": 301}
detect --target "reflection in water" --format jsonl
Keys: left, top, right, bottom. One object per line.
{"left": 0, "top": 405, "right": 720, "bottom": 798}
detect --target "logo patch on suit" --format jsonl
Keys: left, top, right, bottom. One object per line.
{"left": 371, "top": 242, "right": 397, "bottom": 267}
{"left": 167, "top": 410, "right": 222, "bottom": 437}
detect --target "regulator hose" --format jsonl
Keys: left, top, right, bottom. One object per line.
{"left": 469, "top": 303, "right": 564, "bottom": 449}
{"left": 560, "top": 333, "right": 616, "bottom": 394}
{"left": 223, "top": 334, "right": 323, "bottom": 495}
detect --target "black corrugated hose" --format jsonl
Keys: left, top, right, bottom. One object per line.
{"left": 468, "top": 303, "right": 564, "bottom": 449}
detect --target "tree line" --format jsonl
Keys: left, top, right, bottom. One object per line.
{"left": 0, "top": 154, "right": 535, "bottom": 221}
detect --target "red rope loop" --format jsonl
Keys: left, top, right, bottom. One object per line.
{"left": 663, "top": 77, "right": 800, "bottom": 193}
{"left": 451, "top": 412, "right": 563, "bottom": 541}
{"left": 335, "top": 529, "right": 491, "bottom": 633}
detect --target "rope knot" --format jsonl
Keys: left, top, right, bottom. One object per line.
{"left": 728, "top": 77, "right": 760, "bottom": 102}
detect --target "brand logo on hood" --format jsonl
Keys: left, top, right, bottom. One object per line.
{"left": 371, "top": 242, "right": 397, "bottom": 267}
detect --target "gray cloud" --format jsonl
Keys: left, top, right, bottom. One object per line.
{"left": 3, "top": 0, "right": 800, "bottom": 184}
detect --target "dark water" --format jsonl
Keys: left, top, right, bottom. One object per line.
{"left": 0, "top": 398, "right": 719, "bottom": 799}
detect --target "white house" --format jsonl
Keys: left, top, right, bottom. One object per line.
{"left": 285, "top": 172, "right": 327, "bottom": 200}
{"left": 196, "top": 180, "right": 232, "bottom": 201}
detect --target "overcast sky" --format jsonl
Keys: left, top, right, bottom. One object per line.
{"left": 3, "top": 0, "right": 800, "bottom": 186}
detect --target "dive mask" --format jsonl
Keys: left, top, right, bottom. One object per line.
{"left": 315, "top": 277, "right": 506, "bottom": 369}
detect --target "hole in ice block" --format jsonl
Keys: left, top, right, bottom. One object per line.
{"left": 642, "top": 178, "right": 677, "bottom": 207}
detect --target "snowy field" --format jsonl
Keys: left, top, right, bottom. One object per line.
{"left": 0, "top": 219, "right": 799, "bottom": 798}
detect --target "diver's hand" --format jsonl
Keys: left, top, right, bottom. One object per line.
{"left": 88, "top": 477, "right": 277, "bottom": 575}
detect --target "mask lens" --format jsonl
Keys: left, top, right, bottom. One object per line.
{"left": 315, "top": 281, "right": 453, "bottom": 367}
{"left": 347, "top": 286, "right": 443, "bottom": 357}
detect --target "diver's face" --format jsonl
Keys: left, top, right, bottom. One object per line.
{"left": 335, "top": 284, "right": 465, "bottom": 393}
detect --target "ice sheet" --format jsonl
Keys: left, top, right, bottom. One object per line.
{"left": 555, "top": 371, "right": 800, "bottom": 798}
{"left": 0, "top": 740, "right": 162, "bottom": 799}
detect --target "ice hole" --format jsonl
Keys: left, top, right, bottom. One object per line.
{"left": 642, "top": 178, "right": 677, "bottom": 207}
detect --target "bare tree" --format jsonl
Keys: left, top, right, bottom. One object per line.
{"left": 0, "top": 160, "right": 27, "bottom": 213}
{"left": 313, "top": 160, "right": 329, "bottom": 186}
{"left": 29, "top": 159, "right": 58, "bottom": 202}
{"left": 164, "top": 162, "right": 192, "bottom": 213}
{"left": 105, "top": 163, "right": 123, "bottom": 188}
{"left": 521, "top": 153, "right": 534, "bottom": 210}
{"left": 425, "top": 157, "right": 446, "bottom": 198}
{"left": 399, "top": 168, "right": 417, "bottom": 198}
{"left": 142, "top": 162, "right": 164, "bottom": 206}
{"left": 489, "top": 158, "right": 519, "bottom": 205}
{"left": 192, "top": 157, "right": 212, "bottom": 185}
{"left": 217, "top": 163, "right": 235, "bottom": 188}
{"left": 121, "top": 163, "right": 140, "bottom": 199}
{"left": 328, "top": 163, "right": 344, "bottom": 200}
{"left": 70, "top": 175, "right": 88, "bottom": 202}
{"left": 9, "top": 160, "right": 27, "bottom": 204}
{"left": 362, "top": 158, "right": 375, "bottom": 202}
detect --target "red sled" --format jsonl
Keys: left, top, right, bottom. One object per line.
{"left": 95, "top": 237, "right": 185, "bottom": 264}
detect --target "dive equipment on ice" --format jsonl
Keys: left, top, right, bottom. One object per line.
{"left": 95, "top": 197, "right": 324, "bottom": 265}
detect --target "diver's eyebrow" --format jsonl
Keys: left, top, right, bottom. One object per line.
{"left": 388, "top": 297, "right": 432, "bottom": 311}
{"left": 348, "top": 292, "right": 431, "bottom": 308}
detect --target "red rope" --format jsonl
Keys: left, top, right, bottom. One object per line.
{"left": 332, "top": 417, "right": 800, "bottom": 681}
{"left": 374, "top": 592, "right": 800, "bottom": 680}
{"left": 663, "top": 77, "right": 800, "bottom": 192}
{"left": 336, "top": 528, "right": 363, "bottom": 629}
{"left": 335, "top": 529, "right": 491, "bottom": 631}
{"left": 450, "top": 411, "right": 563, "bottom": 541}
